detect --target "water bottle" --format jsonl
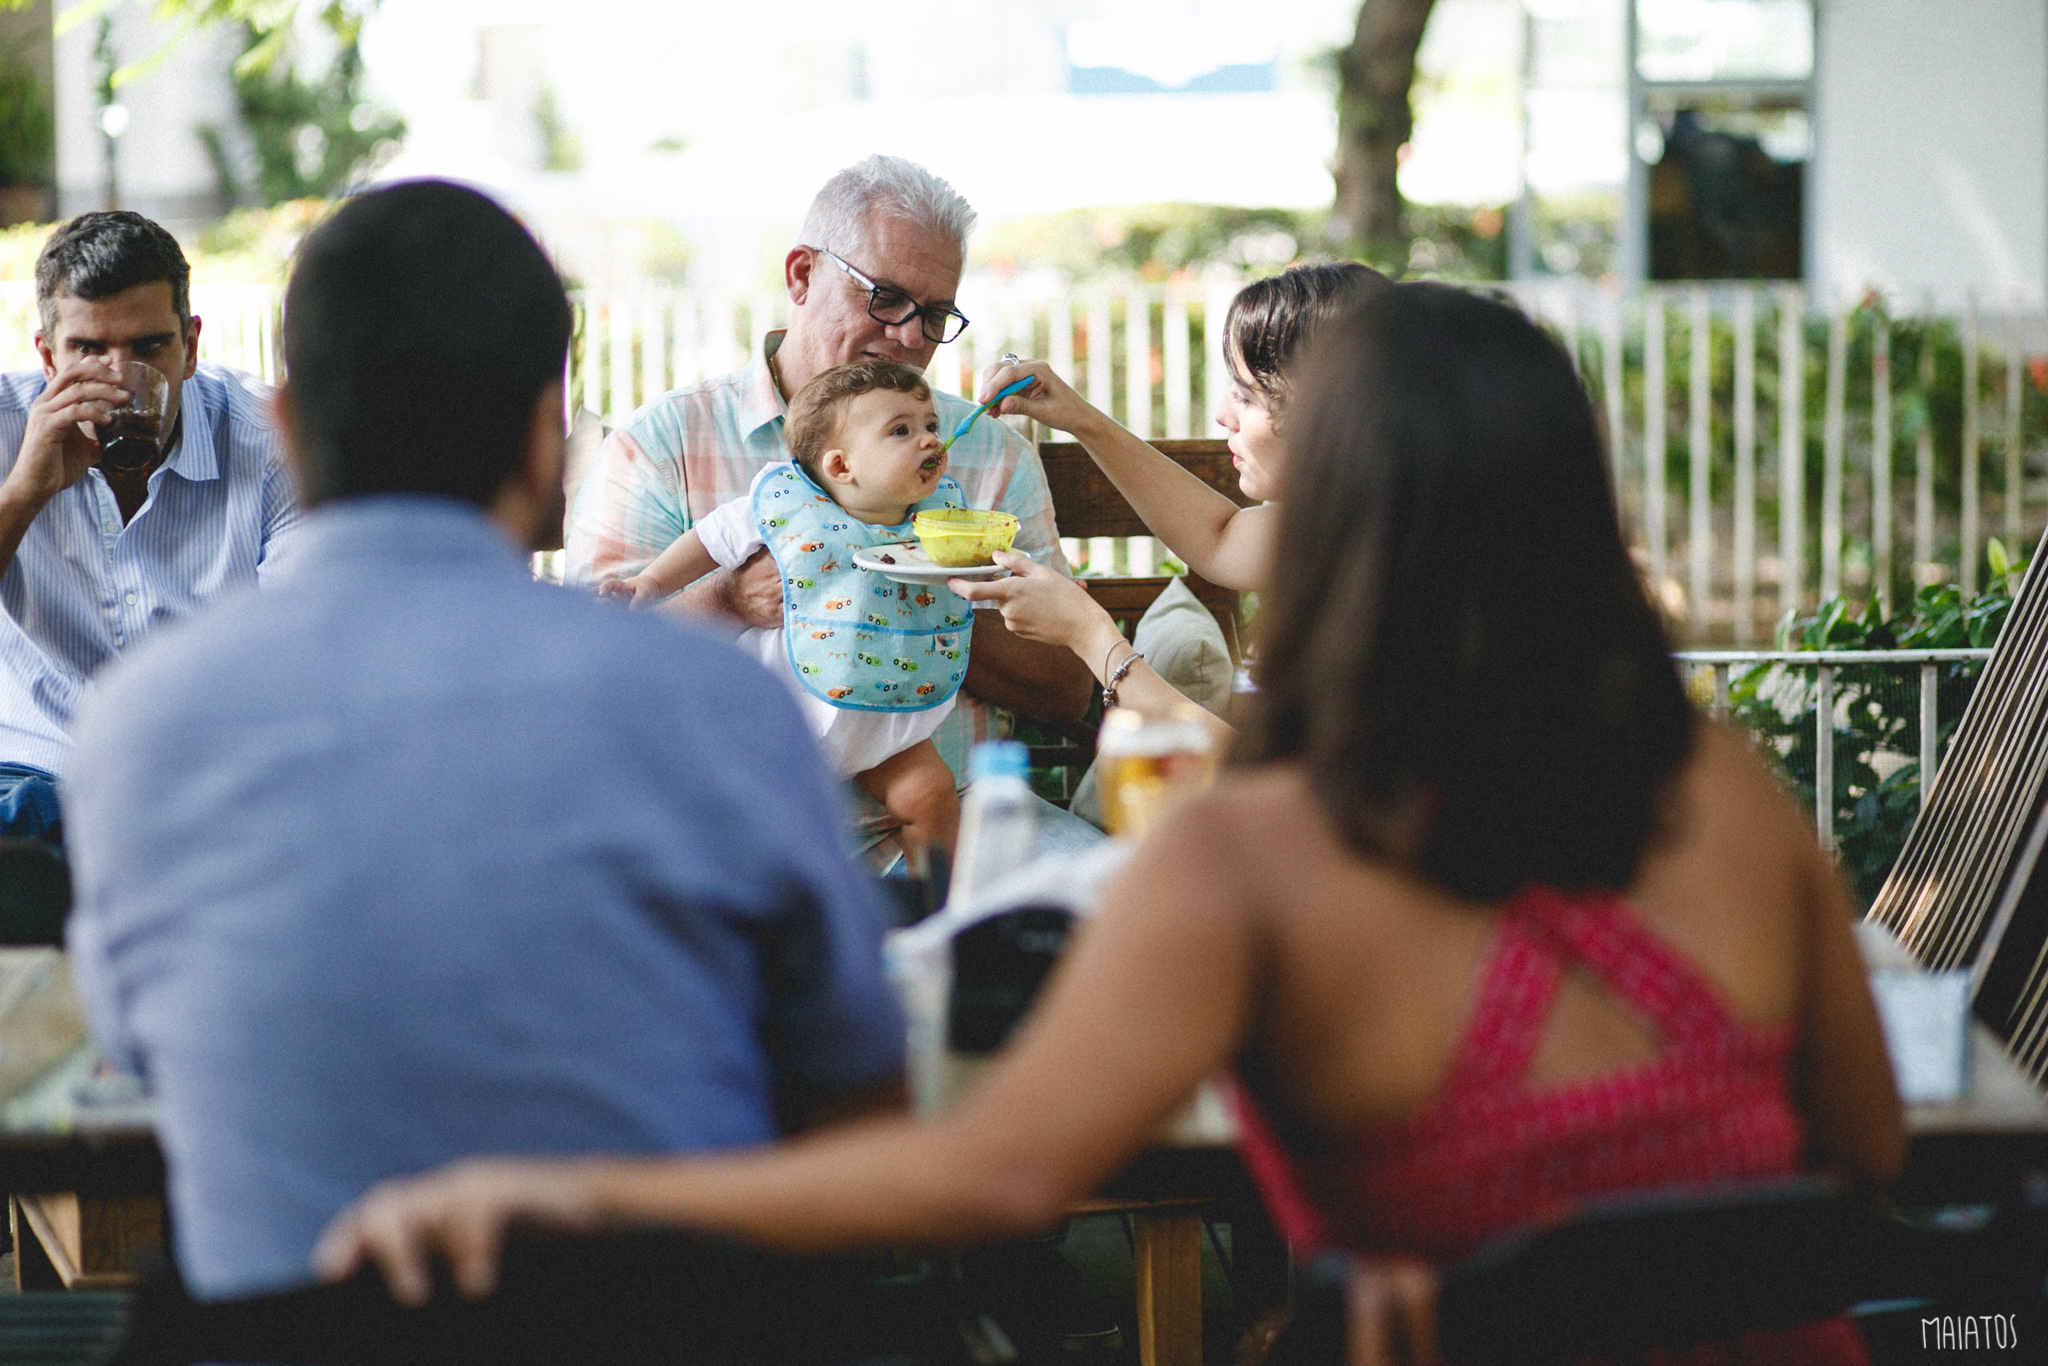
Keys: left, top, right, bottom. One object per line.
{"left": 948, "top": 740, "right": 1038, "bottom": 907}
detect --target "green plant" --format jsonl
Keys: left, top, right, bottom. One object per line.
{"left": 1397, "top": 202, "right": 1507, "bottom": 280}
{"left": 12, "top": 0, "right": 373, "bottom": 84}
{"left": 534, "top": 86, "right": 581, "bottom": 174}
{"left": 1726, "top": 539, "right": 2023, "bottom": 906}
{"left": 200, "top": 18, "right": 402, "bottom": 207}
{"left": 1602, "top": 296, "right": 2048, "bottom": 612}
{"left": 0, "top": 54, "right": 52, "bottom": 189}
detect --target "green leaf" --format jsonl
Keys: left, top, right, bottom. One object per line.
{"left": 52, "top": 0, "right": 121, "bottom": 38}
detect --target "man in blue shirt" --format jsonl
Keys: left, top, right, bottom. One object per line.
{"left": 0, "top": 212, "right": 296, "bottom": 842}
{"left": 63, "top": 180, "right": 905, "bottom": 1301}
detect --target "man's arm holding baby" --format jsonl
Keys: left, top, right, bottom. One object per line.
{"left": 673, "top": 551, "right": 784, "bottom": 627}
{"left": 965, "top": 613, "right": 1093, "bottom": 724}
{"left": 568, "top": 427, "right": 786, "bottom": 626}
{"left": 958, "top": 434, "right": 1094, "bottom": 725}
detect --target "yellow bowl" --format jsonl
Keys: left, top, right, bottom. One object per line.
{"left": 914, "top": 508, "right": 1019, "bottom": 567}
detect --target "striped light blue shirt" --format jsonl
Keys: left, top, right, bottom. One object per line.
{"left": 0, "top": 364, "right": 298, "bottom": 775}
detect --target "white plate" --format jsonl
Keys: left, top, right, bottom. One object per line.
{"left": 852, "top": 542, "right": 1011, "bottom": 585}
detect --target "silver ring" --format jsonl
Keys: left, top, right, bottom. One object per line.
{"left": 1000, "top": 352, "right": 1020, "bottom": 365}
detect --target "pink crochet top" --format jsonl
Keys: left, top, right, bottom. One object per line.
{"left": 1232, "top": 884, "right": 1868, "bottom": 1365}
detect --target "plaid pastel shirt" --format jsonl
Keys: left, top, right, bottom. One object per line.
{"left": 564, "top": 332, "right": 1069, "bottom": 848}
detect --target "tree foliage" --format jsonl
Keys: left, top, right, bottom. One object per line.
{"left": 202, "top": 18, "right": 401, "bottom": 205}
{"left": 0, "top": 0, "right": 370, "bottom": 83}
{"left": 0, "top": 0, "right": 402, "bottom": 206}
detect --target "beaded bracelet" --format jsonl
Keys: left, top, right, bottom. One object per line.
{"left": 1102, "top": 643, "right": 1140, "bottom": 711}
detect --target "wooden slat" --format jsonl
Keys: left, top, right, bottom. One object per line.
{"left": 1645, "top": 292, "right": 1668, "bottom": 597}
{"left": 1039, "top": 438, "right": 1249, "bottom": 656}
{"left": 1822, "top": 312, "right": 1847, "bottom": 600}
{"left": 1083, "top": 575, "right": 1242, "bottom": 663}
{"left": 1038, "top": 440, "right": 1253, "bottom": 541}
{"left": 1688, "top": 288, "right": 1711, "bottom": 631}
{"left": 1130, "top": 1207, "right": 1205, "bottom": 1366}
{"left": 1963, "top": 300, "right": 1982, "bottom": 594}
{"left": 13, "top": 1193, "right": 161, "bottom": 1289}
{"left": 1779, "top": 289, "right": 1805, "bottom": 616}
{"left": 1733, "top": 289, "right": 1757, "bottom": 642}
{"left": 1873, "top": 315, "right": 1893, "bottom": 616}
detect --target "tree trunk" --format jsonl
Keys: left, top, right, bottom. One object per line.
{"left": 1333, "top": 0, "right": 1440, "bottom": 261}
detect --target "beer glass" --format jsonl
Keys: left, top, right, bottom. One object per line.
{"left": 1095, "top": 706, "right": 1216, "bottom": 839}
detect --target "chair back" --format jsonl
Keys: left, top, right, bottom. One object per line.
{"left": 1038, "top": 438, "right": 1251, "bottom": 658}
{"left": 1030, "top": 439, "right": 1251, "bottom": 801}
{"left": 1433, "top": 1178, "right": 2033, "bottom": 1364}
{"left": 105, "top": 1232, "right": 962, "bottom": 1366}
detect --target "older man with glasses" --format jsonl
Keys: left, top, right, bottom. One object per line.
{"left": 567, "top": 154, "right": 1097, "bottom": 866}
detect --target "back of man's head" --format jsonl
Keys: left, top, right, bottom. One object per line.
{"left": 283, "top": 180, "right": 571, "bottom": 507}
{"left": 35, "top": 211, "right": 191, "bottom": 338}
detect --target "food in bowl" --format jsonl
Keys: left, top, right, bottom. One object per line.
{"left": 913, "top": 508, "right": 1019, "bottom": 567}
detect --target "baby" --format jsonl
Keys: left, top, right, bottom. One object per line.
{"left": 603, "top": 359, "right": 975, "bottom": 854}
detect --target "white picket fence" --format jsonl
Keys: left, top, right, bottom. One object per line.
{"left": 553, "top": 278, "right": 1246, "bottom": 447}
{"left": 4, "top": 275, "right": 2038, "bottom": 642}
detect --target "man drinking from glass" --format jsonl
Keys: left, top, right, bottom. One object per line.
{"left": 0, "top": 212, "right": 295, "bottom": 851}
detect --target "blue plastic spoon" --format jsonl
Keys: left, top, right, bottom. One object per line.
{"left": 940, "top": 376, "right": 1035, "bottom": 452}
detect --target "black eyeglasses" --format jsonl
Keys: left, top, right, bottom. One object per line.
{"left": 816, "top": 248, "right": 970, "bottom": 345}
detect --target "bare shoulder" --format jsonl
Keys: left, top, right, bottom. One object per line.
{"left": 1675, "top": 719, "right": 1812, "bottom": 837}
{"left": 1185, "top": 765, "right": 1322, "bottom": 853}
{"left": 1131, "top": 765, "right": 1419, "bottom": 915}
{"left": 1117, "top": 768, "right": 1309, "bottom": 902}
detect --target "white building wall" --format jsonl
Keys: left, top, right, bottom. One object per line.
{"left": 55, "top": 10, "right": 242, "bottom": 228}
{"left": 1812, "top": 0, "right": 2048, "bottom": 310}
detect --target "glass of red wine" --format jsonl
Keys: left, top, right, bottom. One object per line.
{"left": 96, "top": 362, "right": 169, "bottom": 476}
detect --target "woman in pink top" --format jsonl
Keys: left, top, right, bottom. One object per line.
{"left": 317, "top": 284, "right": 1904, "bottom": 1363}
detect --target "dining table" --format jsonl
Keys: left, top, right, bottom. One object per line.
{"left": 0, "top": 922, "right": 2041, "bottom": 1362}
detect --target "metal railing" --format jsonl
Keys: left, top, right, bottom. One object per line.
{"left": 1677, "top": 647, "right": 1993, "bottom": 847}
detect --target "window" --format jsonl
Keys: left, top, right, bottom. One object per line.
{"left": 1632, "top": 0, "right": 1813, "bottom": 281}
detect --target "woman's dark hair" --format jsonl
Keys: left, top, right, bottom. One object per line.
{"left": 35, "top": 211, "right": 191, "bottom": 339}
{"left": 1240, "top": 283, "right": 1694, "bottom": 900}
{"left": 283, "top": 180, "right": 572, "bottom": 507}
{"left": 1223, "top": 260, "right": 1388, "bottom": 411}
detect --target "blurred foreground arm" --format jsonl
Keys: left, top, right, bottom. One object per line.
{"left": 315, "top": 792, "right": 1263, "bottom": 1302}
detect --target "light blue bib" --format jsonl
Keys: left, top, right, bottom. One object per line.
{"left": 754, "top": 463, "right": 972, "bottom": 713}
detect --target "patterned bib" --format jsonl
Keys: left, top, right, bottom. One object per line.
{"left": 754, "top": 463, "right": 972, "bottom": 713}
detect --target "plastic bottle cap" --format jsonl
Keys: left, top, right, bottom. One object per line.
{"left": 968, "top": 739, "right": 1030, "bottom": 783}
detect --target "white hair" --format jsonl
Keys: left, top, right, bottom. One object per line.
{"left": 797, "top": 155, "right": 976, "bottom": 262}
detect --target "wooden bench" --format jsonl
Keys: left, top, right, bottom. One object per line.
{"left": 1039, "top": 439, "right": 1251, "bottom": 657}
{"left": 1029, "top": 439, "right": 1252, "bottom": 801}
